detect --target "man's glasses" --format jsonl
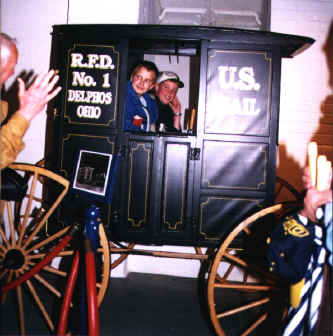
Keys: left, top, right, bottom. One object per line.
{"left": 133, "top": 74, "right": 154, "bottom": 86}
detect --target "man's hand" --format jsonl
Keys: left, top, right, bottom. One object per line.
{"left": 300, "top": 165, "right": 332, "bottom": 221}
{"left": 302, "top": 166, "right": 312, "bottom": 190}
{"left": 17, "top": 70, "right": 61, "bottom": 122}
{"left": 169, "top": 95, "right": 181, "bottom": 115}
{"left": 169, "top": 96, "right": 181, "bottom": 130}
{"left": 300, "top": 187, "right": 332, "bottom": 222}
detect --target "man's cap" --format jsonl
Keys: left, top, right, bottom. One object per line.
{"left": 157, "top": 71, "right": 184, "bottom": 88}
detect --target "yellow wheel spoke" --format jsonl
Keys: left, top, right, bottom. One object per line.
{"left": 214, "top": 281, "right": 276, "bottom": 291}
{"left": 34, "top": 273, "right": 62, "bottom": 298}
{"left": 43, "top": 265, "right": 67, "bottom": 277}
{"left": 6, "top": 201, "right": 16, "bottom": 246}
{"left": 223, "top": 251, "right": 277, "bottom": 284}
{"left": 27, "top": 253, "right": 46, "bottom": 260}
{"left": 241, "top": 313, "right": 267, "bottom": 336}
{"left": 219, "top": 263, "right": 234, "bottom": 282}
{"left": 0, "top": 268, "right": 9, "bottom": 280}
{"left": 25, "top": 226, "right": 70, "bottom": 253}
{"left": 26, "top": 279, "right": 54, "bottom": 331}
{"left": 0, "top": 244, "right": 6, "bottom": 253}
{"left": 217, "top": 297, "right": 270, "bottom": 318}
{"left": 224, "top": 251, "right": 248, "bottom": 268}
{"left": 17, "top": 286, "right": 25, "bottom": 335}
{"left": 18, "top": 174, "right": 38, "bottom": 246}
{"left": 0, "top": 225, "right": 10, "bottom": 249}
{"left": 58, "top": 250, "right": 74, "bottom": 257}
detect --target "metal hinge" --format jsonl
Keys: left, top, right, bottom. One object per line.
{"left": 116, "top": 144, "right": 129, "bottom": 158}
{"left": 190, "top": 148, "right": 201, "bottom": 161}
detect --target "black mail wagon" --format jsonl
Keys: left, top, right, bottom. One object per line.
{"left": 1, "top": 24, "right": 313, "bottom": 335}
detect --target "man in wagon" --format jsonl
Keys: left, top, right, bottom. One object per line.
{"left": 124, "top": 60, "right": 159, "bottom": 132}
{"left": 152, "top": 71, "right": 184, "bottom": 133}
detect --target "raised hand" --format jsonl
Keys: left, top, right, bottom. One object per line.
{"left": 169, "top": 96, "right": 181, "bottom": 130}
{"left": 17, "top": 69, "right": 61, "bottom": 122}
{"left": 302, "top": 166, "right": 312, "bottom": 190}
{"left": 301, "top": 165, "right": 332, "bottom": 221}
{"left": 169, "top": 95, "right": 181, "bottom": 115}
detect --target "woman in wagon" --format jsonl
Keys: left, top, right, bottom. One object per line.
{"left": 124, "top": 60, "right": 159, "bottom": 132}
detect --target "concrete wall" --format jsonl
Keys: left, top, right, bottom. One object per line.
{"left": 272, "top": 0, "right": 333, "bottom": 191}
{"left": 1, "top": 0, "right": 332, "bottom": 278}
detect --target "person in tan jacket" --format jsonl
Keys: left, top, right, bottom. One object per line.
{"left": 0, "top": 32, "right": 61, "bottom": 169}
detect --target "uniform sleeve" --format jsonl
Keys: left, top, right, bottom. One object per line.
{"left": 266, "top": 215, "right": 314, "bottom": 284}
{"left": 0, "top": 112, "right": 29, "bottom": 169}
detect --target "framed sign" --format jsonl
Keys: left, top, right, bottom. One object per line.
{"left": 205, "top": 50, "right": 272, "bottom": 136}
{"left": 71, "top": 149, "right": 119, "bottom": 203}
{"left": 64, "top": 44, "right": 119, "bottom": 126}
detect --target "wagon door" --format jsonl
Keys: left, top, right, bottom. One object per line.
{"left": 192, "top": 41, "right": 279, "bottom": 246}
{"left": 112, "top": 38, "right": 200, "bottom": 246}
{"left": 114, "top": 133, "right": 196, "bottom": 245}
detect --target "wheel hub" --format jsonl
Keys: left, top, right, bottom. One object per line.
{"left": 3, "top": 249, "right": 25, "bottom": 270}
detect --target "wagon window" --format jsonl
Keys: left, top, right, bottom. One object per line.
{"left": 125, "top": 39, "right": 200, "bottom": 136}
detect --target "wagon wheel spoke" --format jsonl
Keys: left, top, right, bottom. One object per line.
{"left": 43, "top": 265, "right": 67, "bottom": 277}
{"left": 214, "top": 281, "right": 277, "bottom": 291}
{"left": 274, "top": 177, "right": 302, "bottom": 218}
{"left": 217, "top": 297, "right": 270, "bottom": 318}
{"left": 241, "top": 314, "right": 268, "bottom": 336}
{"left": 110, "top": 241, "right": 135, "bottom": 269}
{"left": 208, "top": 204, "right": 288, "bottom": 336}
{"left": 25, "top": 226, "right": 70, "bottom": 252}
{"left": 0, "top": 225, "right": 10, "bottom": 249}
{"left": 222, "top": 251, "right": 278, "bottom": 284}
{"left": 17, "top": 286, "right": 25, "bottom": 335}
{"left": 33, "top": 273, "right": 62, "bottom": 298}
{"left": 275, "top": 177, "right": 301, "bottom": 203}
{"left": 25, "top": 279, "right": 55, "bottom": 331}
{"left": 220, "top": 263, "right": 234, "bottom": 282}
{"left": 17, "top": 174, "right": 38, "bottom": 247}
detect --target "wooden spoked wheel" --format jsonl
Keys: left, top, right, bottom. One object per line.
{"left": 207, "top": 204, "right": 288, "bottom": 336}
{"left": 0, "top": 163, "right": 110, "bottom": 335}
{"left": 275, "top": 176, "right": 302, "bottom": 215}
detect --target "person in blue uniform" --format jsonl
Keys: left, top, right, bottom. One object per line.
{"left": 267, "top": 166, "right": 332, "bottom": 336}
{"left": 124, "top": 60, "right": 159, "bottom": 132}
